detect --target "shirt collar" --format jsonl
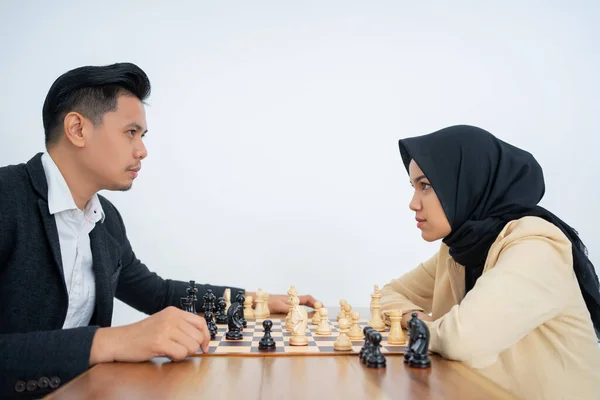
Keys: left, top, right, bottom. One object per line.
{"left": 41, "top": 152, "right": 105, "bottom": 223}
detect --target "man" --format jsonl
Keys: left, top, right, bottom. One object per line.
{"left": 0, "top": 62, "right": 319, "bottom": 398}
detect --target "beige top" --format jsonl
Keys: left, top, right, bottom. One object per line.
{"left": 380, "top": 216, "right": 600, "bottom": 400}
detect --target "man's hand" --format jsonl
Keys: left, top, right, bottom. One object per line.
{"left": 246, "top": 292, "right": 320, "bottom": 314}
{"left": 401, "top": 311, "right": 432, "bottom": 329}
{"left": 89, "top": 306, "right": 210, "bottom": 366}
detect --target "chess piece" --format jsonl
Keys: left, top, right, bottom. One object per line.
{"left": 254, "top": 289, "right": 268, "bottom": 319}
{"left": 311, "top": 301, "right": 323, "bottom": 325}
{"left": 264, "top": 293, "right": 271, "bottom": 317}
{"left": 203, "top": 289, "right": 217, "bottom": 313}
{"left": 290, "top": 296, "right": 308, "bottom": 346}
{"left": 235, "top": 291, "right": 247, "bottom": 328}
{"left": 225, "top": 302, "right": 244, "bottom": 340}
{"left": 348, "top": 312, "right": 363, "bottom": 340}
{"left": 369, "top": 286, "right": 386, "bottom": 331}
{"left": 204, "top": 310, "right": 218, "bottom": 339}
{"left": 258, "top": 319, "right": 276, "bottom": 350}
{"left": 404, "top": 313, "right": 418, "bottom": 363}
{"left": 285, "top": 286, "right": 298, "bottom": 331}
{"left": 333, "top": 318, "right": 352, "bottom": 351}
{"left": 337, "top": 299, "right": 348, "bottom": 321}
{"left": 387, "top": 310, "right": 406, "bottom": 345}
{"left": 180, "top": 296, "right": 192, "bottom": 313}
{"left": 406, "top": 313, "right": 431, "bottom": 368}
{"left": 359, "top": 326, "right": 374, "bottom": 363}
{"left": 315, "top": 307, "right": 332, "bottom": 335}
{"left": 187, "top": 281, "right": 198, "bottom": 314}
{"left": 215, "top": 297, "right": 228, "bottom": 324}
{"left": 224, "top": 288, "right": 231, "bottom": 312}
{"left": 244, "top": 296, "right": 255, "bottom": 318}
{"left": 366, "top": 331, "right": 386, "bottom": 368}
{"left": 344, "top": 303, "right": 352, "bottom": 323}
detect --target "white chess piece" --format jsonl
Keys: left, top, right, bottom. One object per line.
{"left": 348, "top": 311, "right": 363, "bottom": 340}
{"left": 254, "top": 289, "right": 268, "bottom": 319}
{"left": 337, "top": 299, "right": 348, "bottom": 321}
{"left": 334, "top": 318, "right": 352, "bottom": 351}
{"left": 315, "top": 307, "right": 332, "bottom": 335}
{"left": 344, "top": 303, "right": 352, "bottom": 323}
{"left": 311, "top": 301, "right": 323, "bottom": 325}
{"left": 369, "top": 285, "right": 386, "bottom": 331}
{"left": 244, "top": 295, "right": 255, "bottom": 318}
{"left": 387, "top": 310, "right": 406, "bottom": 345}
{"left": 290, "top": 296, "right": 308, "bottom": 346}
{"left": 224, "top": 288, "right": 231, "bottom": 312}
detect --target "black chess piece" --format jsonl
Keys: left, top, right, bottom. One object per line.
{"left": 187, "top": 281, "right": 198, "bottom": 314}
{"left": 365, "top": 331, "right": 386, "bottom": 368}
{"left": 215, "top": 297, "right": 228, "bottom": 324}
{"left": 235, "top": 291, "right": 247, "bottom": 328}
{"left": 204, "top": 310, "right": 218, "bottom": 340}
{"left": 359, "top": 326, "right": 374, "bottom": 364}
{"left": 225, "top": 302, "right": 244, "bottom": 340}
{"left": 202, "top": 289, "right": 213, "bottom": 313}
{"left": 180, "top": 296, "right": 192, "bottom": 313}
{"left": 258, "top": 319, "right": 276, "bottom": 350}
{"left": 404, "top": 312, "right": 419, "bottom": 364}
{"left": 407, "top": 314, "right": 431, "bottom": 368}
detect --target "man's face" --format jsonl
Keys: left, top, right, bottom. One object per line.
{"left": 80, "top": 95, "right": 148, "bottom": 191}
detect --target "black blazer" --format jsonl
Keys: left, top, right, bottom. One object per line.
{"left": 0, "top": 153, "right": 243, "bottom": 399}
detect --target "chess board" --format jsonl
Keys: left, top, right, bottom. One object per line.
{"left": 196, "top": 317, "right": 408, "bottom": 356}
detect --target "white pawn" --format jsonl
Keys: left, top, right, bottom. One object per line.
{"left": 344, "top": 303, "right": 352, "bottom": 323}
{"left": 348, "top": 311, "right": 363, "bottom": 340}
{"left": 387, "top": 310, "right": 406, "bottom": 345}
{"left": 311, "top": 301, "right": 323, "bottom": 325}
{"left": 337, "top": 299, "right": 348, "bottom": 321}
{"left": 315, "top": 307, "right": 332, "bottom": 335}
{"left": 334, "top": 318, "right": 352, "bottom": 351}
{"left": 244, "top": 295, "right": 255, "bottom": 318}
{"left": 254, "top": 289, "right": 267, "bottom": 319}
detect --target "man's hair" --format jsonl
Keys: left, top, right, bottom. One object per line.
{"left": 42, "top": 62, "right": 151, "bottom": 147}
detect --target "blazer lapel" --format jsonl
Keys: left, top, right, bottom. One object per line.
{"left": 37, "top": 199, "right": 67, "bottom": 289}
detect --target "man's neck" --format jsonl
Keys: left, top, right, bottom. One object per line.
{"left": 47, "top": 147, "right": 99, "bottom": 210}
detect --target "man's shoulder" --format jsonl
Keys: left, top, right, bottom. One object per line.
{"left": 0, "top": 158, "right": 35, "bottom": 208}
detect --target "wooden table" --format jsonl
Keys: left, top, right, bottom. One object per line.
{"left": 45, "top": 309, "right": 517, "bottom": 399}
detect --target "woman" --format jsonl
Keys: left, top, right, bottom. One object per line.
{"left": 380, "top": 125, "right": 600, "bottom": 399}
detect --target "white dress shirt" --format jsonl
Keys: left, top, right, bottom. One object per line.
{"left": 41, "top": 152, "right": 105, "bottom": 329}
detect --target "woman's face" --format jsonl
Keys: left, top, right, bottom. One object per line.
{"left": 408, "top": 159, "right": 452, "bottom": 242}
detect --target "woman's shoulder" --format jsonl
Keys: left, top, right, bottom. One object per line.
{"left": 487, "top": 216, "right": 573, "bottom": 268}
{"left": 498, "top": 216, "right": 570, "bottom": 244}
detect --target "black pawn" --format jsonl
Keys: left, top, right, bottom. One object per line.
{"left": 359, "top": 326, "right": 374, "bottom": 364}
{"left": 366, "top": 331, "right": 386, "bottom": 368}
{"left": 204, "top": 310, "right": 218, "bottom": 340}
{"left": 215, "top": 297, "right": 228, "bottom": 324}
{"left": 258, "top": 319, "right": 276, "bottom": 350}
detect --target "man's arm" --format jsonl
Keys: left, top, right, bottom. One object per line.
{"left": 0, "top": 327, "right": 98, "bottom": 398}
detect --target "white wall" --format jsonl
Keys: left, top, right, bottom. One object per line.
{"left": 1, "top": 0, "right": 599, "bottom": 327}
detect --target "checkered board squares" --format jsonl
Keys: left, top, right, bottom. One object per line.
{"left": 198, "top": 318, "right": 408, "bottom": 356}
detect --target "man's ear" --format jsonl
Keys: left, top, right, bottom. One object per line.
{"left": 63, "top": 112, "right": 88, "bottom": 148}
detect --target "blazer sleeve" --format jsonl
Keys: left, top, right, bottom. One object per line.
{"left": 380, "top": 251, "right": 439, "bottom": 317}
{"left": 111, "top": 207, "right": 244, "bottom": 315}
{"left": 426, "top": 232, "right": 573, "bottom": 368}
{"left": 0, "top": 327, "right": 98, "bottom": 398}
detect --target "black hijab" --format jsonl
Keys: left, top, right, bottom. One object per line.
{"left": 398, "top": 125, "right": 600, "bottom": 336}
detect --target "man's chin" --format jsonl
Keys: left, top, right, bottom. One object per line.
{"left": 106, "top": 182, "right": 133, "bottom": 192}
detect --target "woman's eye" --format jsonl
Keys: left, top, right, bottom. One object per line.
{"left": 421, "top": 182, "right": 431, "bottom": 190}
